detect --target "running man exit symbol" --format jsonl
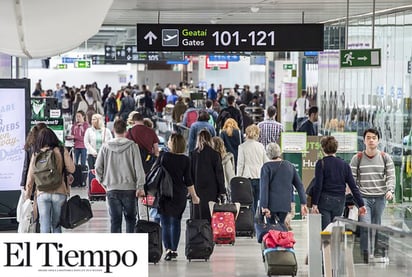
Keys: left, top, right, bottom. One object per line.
{"left": 162, "top": 29, "right": 179, "bottom": 47}
{"left": 340, "top": 49, "right": 381, "bottom": 68}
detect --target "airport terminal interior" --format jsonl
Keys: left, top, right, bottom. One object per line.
{"left": 1, "top": 0, "right": 412, "bottom": 276}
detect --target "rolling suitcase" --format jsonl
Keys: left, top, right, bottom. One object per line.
{"left": 261, "top": 241, "right": 298, "bottom": 277}
{"left": 71, "top": 164, "right": 88, "bottom": 187}
{"left": 135, "top": 206, "right": 163, "bottom": 264}
{"left": 185, "top": 203, "right": 214, "bottom": 261}
{"left": 209, "top": 200, "right": 240, "bottom": 245}
{"left": 230, "top": 177, "right": 253, "bottom": 206}
{"left": 235, "top": 206, "right": 255, "bottom": 237}
{"left": 211, "top": 211, "right": 236, "bottom": 245}
{"left": 88, "top": 169, "right": 106, "bottom": 201}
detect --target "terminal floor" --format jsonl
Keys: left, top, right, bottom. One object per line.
{"left": 9, "top": 187, "right": 411, "bottom": 277}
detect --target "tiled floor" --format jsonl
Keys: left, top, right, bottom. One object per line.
{"left": 7, "top": 186, "right": 411, "bottom": 276}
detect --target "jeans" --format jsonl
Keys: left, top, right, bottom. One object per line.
{"left": 107, "top": 190, "right": 137, "bottom": 233}
{"left": 74, "top": 148, "right": 87, "bottom": 166}
{"left": 250, "top": 179, "right": 260, "bottom": 216}
{"left": 318, "top": 193, "right": 345, "bottom": 230}
{"left": 359, "top": 196, "right": 386, "bottom": 252}
{"left": 87, "top": 154, "right": 96, "bottom": 170}
{"left": 160, "top": 214, "right": 181, "bottom": 251}
{"left": 37, "top": 192, "right": 67, "bottom": 233}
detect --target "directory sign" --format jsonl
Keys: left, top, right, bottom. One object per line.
{"left": 137, "top": 24, "right": 324, "bottom": 52}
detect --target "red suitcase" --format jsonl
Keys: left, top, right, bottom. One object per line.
{"left": 211, "top": 211, "right": 236, "bottom": 245}
{"left": 88, "top": 169, "right": 106, "bottom": 201}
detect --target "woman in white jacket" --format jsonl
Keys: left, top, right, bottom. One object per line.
{"left": 84, "top": 113, "right": 113, "bottom": 169}
{"left": 237, "top": 124, "right": 269, "bottom": 213}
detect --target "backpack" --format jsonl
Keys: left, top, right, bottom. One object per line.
{"left": 86, "top": 101, "right": 97, "bottom": 123}
{"left": 207, "top": 110, "right": 216, "bottom": 127}
{"left": 186, "top": 110, "right": 199, "bottom": 128}
{"left": 139, "top": 146, "right": 156, "bottom": 174}
{"left": 127, "top": 129, "right": 155, "bottom": 174}
{"left": 217, "top": 109, "right": 232, "bottom": 129}
{"left": 306, "top": 159, "right": 324, "bottom": 208}
{"left": 33, "top": 148, "right": 62, "bottom": 191}
{"left": 355, "top": 151, "right": 387, "bottom": 184}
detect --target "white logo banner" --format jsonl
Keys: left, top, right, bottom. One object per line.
{"left": 0, "top": 233, "right": 148, "bottom": 277}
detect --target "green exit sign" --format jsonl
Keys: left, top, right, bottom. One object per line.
{"left": 74, "top": 60, "right": 91, "bottom": 68}
{"left": 340, "top": 49, "right": 381, "bottom": 68}
{"left": 283, "top": 64, "right": 296, "bottom": 70}
{"left": 57, "top": 64, "right": 67, "bottom": 69}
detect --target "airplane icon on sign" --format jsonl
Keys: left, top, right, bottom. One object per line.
{"left": 164, "top": 34, "right": 178, "bottom": 42}
{"left": 162, "top": 29, "right": 179, "bottom": 47}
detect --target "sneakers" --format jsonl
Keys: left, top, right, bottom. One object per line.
{"left": 164, "top": 250, "right": 178, "bottom": 261}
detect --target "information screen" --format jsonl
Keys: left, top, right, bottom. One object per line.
{"left": 0, "top": 80, "right": 30, "bottom": 191}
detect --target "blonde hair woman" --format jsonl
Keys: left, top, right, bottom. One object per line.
{"left": 212, "top": 136, "right": 235, "bottom": 193}
{"left": 84, "top": 113, "right": 113, "bottom": 169}
{"left": 220, "top": 118, "right": 242, "bottom": 167}
{"left": 237, "top": 124, "right": 269, "bottom": 214}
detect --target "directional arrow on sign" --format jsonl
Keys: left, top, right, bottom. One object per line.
{"left": 357, "top": 56, "right": 367, "bottom": 61}
{"left": 144, "top": 31, "right": 157, "bottom": 45}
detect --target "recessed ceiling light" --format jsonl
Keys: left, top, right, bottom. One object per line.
{"left": 251, "top": 6, "right": 260, "bottom": 13}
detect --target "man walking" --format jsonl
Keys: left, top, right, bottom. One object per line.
{"left": 297, "top": 106, "right": 319, "bottom": 136}
{"left": 350, "top": 128, "right": 395, "bottom": 263}
{"left": 257, "top": 106, "right": 283, "bottom": 148}
{"left": 95, "top": 119, "right": 145, "bottom": 233}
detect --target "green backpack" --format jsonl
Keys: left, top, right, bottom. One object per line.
{"left": 33, "top": 148, "right": 62, "bottom": 191}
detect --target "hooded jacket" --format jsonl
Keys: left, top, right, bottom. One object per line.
{"left": 95, "top": 137, "right": 145, "bottom": 191}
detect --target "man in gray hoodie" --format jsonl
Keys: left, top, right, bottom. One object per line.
{"left": 95, "top": 119, "right": 145, "bottom": 233}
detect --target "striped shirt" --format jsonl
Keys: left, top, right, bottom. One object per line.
{"left": 350, "top": 151, "right": 395, "bottom": 197}
{"left": 258, "top": 119, "right": 284, "bottom": 147}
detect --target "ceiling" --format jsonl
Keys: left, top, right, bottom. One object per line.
{"left": 83, "top": 0, "right": 412, "bottom": 50}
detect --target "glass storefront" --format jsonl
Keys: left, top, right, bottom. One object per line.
{"left": 319, "top": 11, "right": 412, "bottom": 202}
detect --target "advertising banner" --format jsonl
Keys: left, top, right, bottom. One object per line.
{"left": 0, "top": 86, "right": 27, "bottom": 191}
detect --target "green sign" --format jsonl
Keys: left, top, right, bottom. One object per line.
{"left": 74, "top": 60, "right": 91, "bottom": 68}
{"left": 283, "top": 64, "right": 296, "bottom": 70}
{"left": 340, "top": 49, "right": 381, "bottom": 68}
{"left": 57, "top": 64, "right": 67, "bottom": 69}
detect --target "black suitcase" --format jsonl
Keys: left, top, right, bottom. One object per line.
{"left": 135, "top": 219, "right": 163, "bottom": 264}
{"left": 185, "top": 203, "right": 214, "bottom": 261}
{"left": 72, "top": 164, "right": 88, "bottom": 187}
{"left": 235, "top": 206, "right": 255, "bottom": 237}
{"left": 261, "top": 241, "right": 298, "bottom": 277}
{"left": 230, "top": 177, "right": 253, "bottom": 206}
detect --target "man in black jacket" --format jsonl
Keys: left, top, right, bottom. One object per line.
{"left": 216, "top": 95, "right": 243, "bottom": 135}
{"left": 297, "top": 106, "right": 319, "bottom": 136}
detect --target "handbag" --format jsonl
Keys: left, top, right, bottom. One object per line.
{"left": 60, "top": 195, "right": 93, "bottom": 229}
{"left": 144, "top": 154, "right": 173, "bottom": 198}
{"left": 263, "top": 229, "right": 296, "bottom": 248}
{"left": 17, "top": 199, "right": 37, "bottom": 233}
{"left": 254, "top": 208, "right": 288, "bottom": 243}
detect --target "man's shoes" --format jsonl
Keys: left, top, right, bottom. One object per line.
{"left": 164, "top": 251, "right": 172, "bottom": 261}
{"left": 164, "top": 250, "right": 178, "bottom": 261}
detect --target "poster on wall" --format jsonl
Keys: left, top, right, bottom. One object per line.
{"left": 0, "top": 79, "right": 30, "bottom": 192}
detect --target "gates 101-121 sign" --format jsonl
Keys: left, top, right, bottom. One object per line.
{"left": 136, "top": 24, "right": 324, "bottom": 52}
